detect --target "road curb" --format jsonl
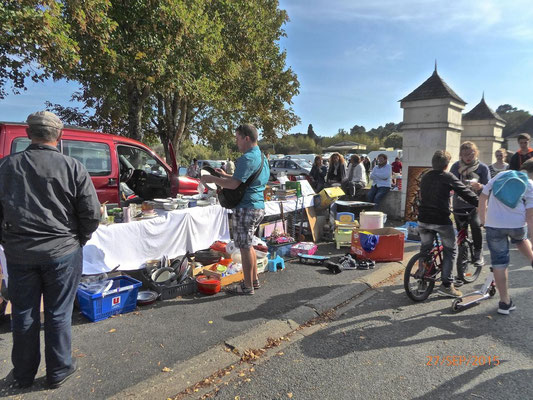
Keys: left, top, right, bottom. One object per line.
{"left": 111, "top": 251, "right": 417, "bottom": 399}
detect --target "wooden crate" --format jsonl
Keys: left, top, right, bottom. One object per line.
{"left": 202, "top": 265, "right": 244, "bottom": 287}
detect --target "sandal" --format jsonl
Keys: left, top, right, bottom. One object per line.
{"left": 252, "top": 280, "right": 261, "bottom": 290}
{"left": 227, "top": 284, "right": 254, "bottom": 296}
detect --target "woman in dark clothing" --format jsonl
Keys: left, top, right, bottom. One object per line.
{"left": 326, "top": 152, "right": 346, "bottom": 186}
{"left": 310, "top": 155, "right": 327, "bottom": 192}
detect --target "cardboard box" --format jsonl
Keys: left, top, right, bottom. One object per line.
{"left": 202, "top": 265, "right": 244, "bottom": 287}
{"left": 316, "top": 187, "right": 345, "bottom": 208}
{"left": 351, "top": 227, "right": 405, "bottom": 262}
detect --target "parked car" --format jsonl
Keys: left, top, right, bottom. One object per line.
{"left": 0, "top": 122, "right": 201, "bottom": 204}
{"left": 269, "top": 158, "right": 312, "bottom": 180}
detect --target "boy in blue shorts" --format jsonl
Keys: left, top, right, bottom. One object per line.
{"left": 478, "top": 159, "right": 533, "bottom": 314}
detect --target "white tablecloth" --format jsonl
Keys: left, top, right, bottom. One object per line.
{"left": 264, "top": 195, "right": 315, "bottom": 216}
{"left": 83, "top": 205, "right": 230, "bottom": 274}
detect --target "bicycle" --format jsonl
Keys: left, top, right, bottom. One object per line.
{"left": 404, "top": 211, "right": 483, "bottom": 302}
{"left": 454, "top": 210, "right": 483, "bottom": 284}
{"left": 403, "top": 232, "right": 443, "bottom": 301}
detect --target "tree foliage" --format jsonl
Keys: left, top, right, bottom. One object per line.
{"left": 0, "top": 0, "right": 78, "bottom": 99}
{"left": 384, "top": 133, "right": 403, "bottom": 149}
{"left": 2, "top": 0, "right": 300, "bottom": 164}
{"left": 496, "top": 104, "right": 531, "bottom": 138}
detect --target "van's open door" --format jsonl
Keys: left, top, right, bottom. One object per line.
{"left": 168, "top": 141, "right": 178, "bottom": 174}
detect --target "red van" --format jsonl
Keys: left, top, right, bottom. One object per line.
{"left": 0, "top": 122, "right": 200, "bottom": 204}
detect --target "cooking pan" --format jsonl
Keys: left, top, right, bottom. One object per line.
{"left": 170, "top": 255, "right": 189, "bottom": 283}
{"left": 137, "top": 290, "right": 159, "bottom": 306}
{"left": 151, "top": 267, "right": 175, "bottom": 284}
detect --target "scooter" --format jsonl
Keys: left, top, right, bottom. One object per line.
{"left": 451, "top": 269, "right": 497, "bottom": 312}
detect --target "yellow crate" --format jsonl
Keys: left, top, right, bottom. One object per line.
{"left": 317, "top": 187, "right": 345, "bottom": 208}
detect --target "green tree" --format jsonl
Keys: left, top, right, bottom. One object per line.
{"left": 384, "top": 133, "right": 403, "bottom": 149}
{"left": 496, "top": 104, "right": 531, "bottom": 137}
{"left": 0, "top": 1, "right": 79, "bottom": 99}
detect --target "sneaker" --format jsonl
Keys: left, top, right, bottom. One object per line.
{"left": 437, "top": 284, "right": 462, "bottom": 298}
{"left": 473, "top": 250, "right": 484, "bottom": 266}
{"left": 48, "top": 359, "right": 78, "bottom": 389}
{"left": 497, "top": 300, "right": 516, "bottom": 315}
{"left": 453, "top": 278, "right": 464, "bottom": 288}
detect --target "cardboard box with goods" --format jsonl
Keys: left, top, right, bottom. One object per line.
{"left": 316, "top": 187, "right": 345, "bottom": 209}
{"left": 202, "top": 264, "right": 244, "bottom": 287}
{"left": 351, "top": 227, "right": 405, "bottom": 262}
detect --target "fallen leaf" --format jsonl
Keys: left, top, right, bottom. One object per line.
{"left": 208, "top": 321, "right": 213, "bottom": 324}
{"left": 245, "top": 378, "right": 251, "bottom": 382}
{"left": 239, "top": 373, "right": 245, "bottom": 377}
{"left": 487, "top": 316, "right": 493, "bottom": 320}
{"left": 288, "top": 393, "right": 293, "bottom": 398}
{"left": 160, "top": 344, "right": 164, "bottom": 348}
{"left": 108, "top": 329, "right": 116, "bottom": 333}
{"left": 250, "top": 368, "right": 255, "bottom": 372}
{"left": 161, "top": 367, "right": 171, "bottom": 372}
{"left": 235, "top": 396, "right": 240, "bottom": 400}
{"left": 277, "top": 352, "right": 284, "bottom": 356}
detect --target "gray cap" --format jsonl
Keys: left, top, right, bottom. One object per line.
{"left": 26, "top": 111, "right": 63, "bottom": 130}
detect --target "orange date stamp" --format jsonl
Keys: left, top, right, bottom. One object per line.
{"left": 426, "top": 355, "right": 500, "bottom": 366}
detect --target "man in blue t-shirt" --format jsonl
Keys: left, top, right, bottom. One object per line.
{"left": 201, "top": 124, "right": 269, "bottom": 295}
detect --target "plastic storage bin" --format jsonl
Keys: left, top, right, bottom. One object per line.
{"left": 267, "top": 242, "right": 295, "bottom": 258}
{"left": 290, "top": 242, "right": 318, "bottom": 257}
{"left": 77, "top": 275, "right": 142, "bottom": 322}
{"left": 350, "top": 228, "right": 405, "bottom": 262}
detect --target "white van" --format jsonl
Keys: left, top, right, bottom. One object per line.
{"left": 285, "top": 154, "right": 316, "bottom": 164}
{"left": 367, "top": 149, "right": 402, "bottom": 163}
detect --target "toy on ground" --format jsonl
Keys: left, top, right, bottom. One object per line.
{"left": 267, "top": 255, "right": 286, "bottom": 272}
{"left": 298, "top": 253, "right": 330, "bottom": 265}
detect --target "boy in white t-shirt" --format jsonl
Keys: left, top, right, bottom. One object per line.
{"left": 478, "top": 159, "right": 533, "bottom": 315}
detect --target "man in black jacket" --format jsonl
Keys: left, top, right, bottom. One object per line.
{"left": 0, "top": 111, "right": 100, "bottom": 389}
{"left": 417, "top": 150, "right": 478, "bottom": 297}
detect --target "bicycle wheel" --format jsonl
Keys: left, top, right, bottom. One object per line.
{"left": 404, "top": 253, "right": 435, "bottom": 301}
{"left": 456, "top": 242, "right": 482, "bottom": 283}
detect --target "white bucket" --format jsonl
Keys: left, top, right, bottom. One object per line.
{"left": 360, "top": 211, "right": 386, "bottom": 229}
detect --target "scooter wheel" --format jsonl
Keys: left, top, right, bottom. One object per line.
{"left": 489, "top": 286, "right": 496, "bottom": 297}
{"left": 451, "top": 298, "right": 462, "bottom": 312}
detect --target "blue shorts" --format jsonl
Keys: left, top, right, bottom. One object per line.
{"left": 485, "top": 226, "right": 528, "bottom": 269}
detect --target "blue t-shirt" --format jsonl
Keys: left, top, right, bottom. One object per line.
{"left": 233, "top": 146, "right": 270, "bottom": 209}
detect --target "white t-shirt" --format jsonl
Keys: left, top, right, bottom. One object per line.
{"left": 482, "top": 171, "right": 533, "bottom": 228}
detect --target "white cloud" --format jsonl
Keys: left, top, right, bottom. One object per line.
{"left": 282, "top": 0, "right": 533, "bottom": 41}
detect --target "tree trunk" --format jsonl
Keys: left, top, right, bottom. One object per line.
{"left": 126, "top": 82, "right": 150, "bottom": 141}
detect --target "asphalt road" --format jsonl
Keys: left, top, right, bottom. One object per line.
{"left": 0, "top": 242, "right": 415, "bottom": 399}
{"left": 209, "top": 246, "right": 533, "bottom": 400}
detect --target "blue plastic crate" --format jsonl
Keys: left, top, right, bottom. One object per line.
{"left": 267, "top": 242, "right": 295, "bottom": 258}
{"left": 77, "top": 275, "right": 142, "bottom": 322}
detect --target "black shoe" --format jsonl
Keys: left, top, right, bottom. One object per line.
{"left": 48, "top": 359, "right": 78, "bottom": 389}
{"left": 13, "top": 379, "right": 33, "bottom": 389}
{"left": 325, "top": 261, "right": 343, "bottom": 274}
{"left": 7, "top": 370, "right": 33, "bottom": 389}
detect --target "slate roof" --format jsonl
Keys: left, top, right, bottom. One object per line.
{"left": 400, "top": 70, "right": 466, "bottom": 104}
{"left": 463, "top": 97, "right": 506, "bottom": 123}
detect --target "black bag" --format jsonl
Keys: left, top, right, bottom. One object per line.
{"left": 218, "top": 153, "right": 265, "bottom": 209}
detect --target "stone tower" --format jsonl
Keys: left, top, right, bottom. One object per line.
{"left": 462, "top": 95, "right": 506, "bottom": 165}
{"left": 399, "top": 68, "right": 466, "bottom": 217}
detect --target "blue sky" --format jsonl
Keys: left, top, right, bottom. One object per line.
{"left": 1, "top": 0, "right": 533, "bottom": 137}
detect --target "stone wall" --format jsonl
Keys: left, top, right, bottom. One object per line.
{"left": 356, "top": 189, "right": 402, "bottom": 220}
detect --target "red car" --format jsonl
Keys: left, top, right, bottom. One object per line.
{"left": 0, "top": 122, "right": 201, "bottom": 204}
